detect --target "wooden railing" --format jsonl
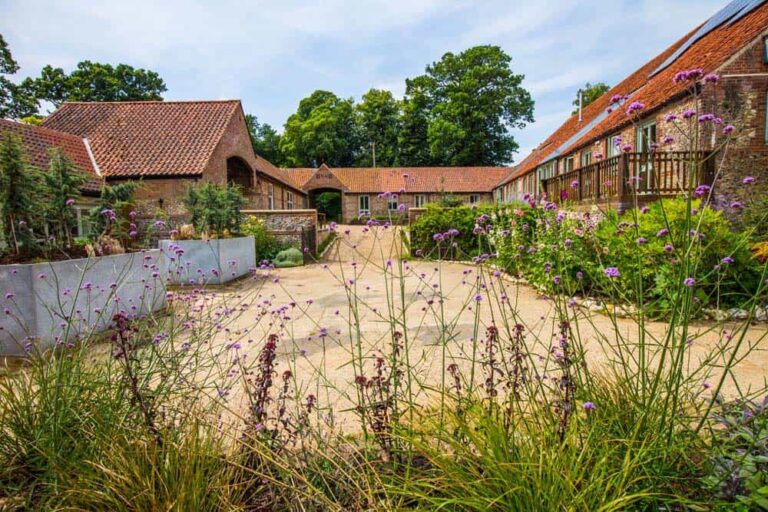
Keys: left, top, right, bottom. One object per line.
{"left": 542, "top": 151, "right": 715, "bottom": 207}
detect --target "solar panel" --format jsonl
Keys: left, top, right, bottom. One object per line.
{"left": 650, "top": 0, "right": 766, "bottom": 77}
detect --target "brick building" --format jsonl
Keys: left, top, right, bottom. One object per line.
{"left": 281, "top": 164, "right": 510, "bottom": 223}
{"left": 39, "top": 100, "right": 306, "bottom": 220}
{"left": 494, "top": 0, "right": 768, "bottom": 211}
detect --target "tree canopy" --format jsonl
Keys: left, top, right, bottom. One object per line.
{"left": 246, "top": 114, "right": 285, "bottom": 166}
{"left": 572, "top": 82, "right": 610, "bottom": 114}
{"left": 0, "top": 35, "right": 37, "bottom": 119}
{"left": 280, "top": 90, "right": 358, "bottom": 167}
{"left": 420, "top": 45, "right": 534, "bottom": 166}
{"left": 355, "top": 88, "right": 401, "bottom": 167}
{"left": 22, "top": 61, "right": 166, "bottom": 107}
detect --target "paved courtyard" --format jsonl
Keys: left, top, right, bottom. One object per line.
{"left": 211, "top": 225, "right": 768, "bottom": 426}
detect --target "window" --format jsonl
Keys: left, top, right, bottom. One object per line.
{"left": 765, "top": 93, "right": 768, "bottom": 144}
{"left": 763, "top": 35, "right": 768, "bottom": 64}
{"left": 286, "top": 191, "right": 294, "bottom": 210}
{"left": 563, "top": 157, "right": 574, "bottom": 173}
{"left": 637, "top": 122, "right": 656, "bottom": 152}
{"left": 388, "top": 195, "right": 398, "bottom": 211}
{"left": 608, "top": 136, "right": 622, "bottom": 157}
{"left": 537, "top": 161, "right": 556, "bottom": 182}
{"left": 415, "top": 194, "right": 427, "bottom": 207}
{"left": 359, "top": 195, "right": 370, "bottom": 215}
{"left": 469, "top": 194, "right": 481, "bottom": 204}
{"left": 268, "top": 183, "right": 275, "bottom": 210}
{"left": 75, "top": 206, "right": 91, "bottom": 237}
{"left": 580, "top": 151, "right": 592, "bottom": 167}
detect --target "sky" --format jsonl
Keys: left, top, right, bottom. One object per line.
{"left": 1, "top": 0, "right": 726, "bottom": 164}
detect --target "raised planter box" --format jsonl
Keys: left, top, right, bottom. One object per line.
{"left": 159, "top": 236, "right": 255, "bottom": 285}
{"left": 0, "top": 250, "right": 167, "bottom": 357}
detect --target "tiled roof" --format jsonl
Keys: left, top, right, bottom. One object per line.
{"left": 500, "top": 0, "right": 768, "bottom": 186}
{"left": 41, "top": 100, "right": 241, "bottom": 178}
{"left": 254, "top": 155, "right": 305, "bottom": 193}
{"left": 283, "top": 166, "right": 511, "bottom": 193}
{"left": 280, "top": 168, "right": 318, "bottom": 190}
{"left": 0, "top": 119, "right": 102, "bottom": 193}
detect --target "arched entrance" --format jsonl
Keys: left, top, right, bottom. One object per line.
{"left": 309, "top": 188, "right": 343, "bottom": 223}
{"left": 226, "top": 156, "right": 253, "bottom": 191}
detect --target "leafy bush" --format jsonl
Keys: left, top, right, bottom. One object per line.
{"left": 409, "top": 203, "right": 499, "bottom": 259}
{"left": 241, "top": 215, "right": 287, "bottom": 263}
{"left": 703, "top": 397, "right": 768, "bottom": 509}
{"left": 184, "top": 182, "right": 245, "bottom": 238}
{"left": 599, "top": 199, "right": 760, "bottom": 314}
{"left": 493, "top": 198, "right": 763, "bottom": 316}
{"left": 273, "top": 247, "right": 304, "bottom": 268}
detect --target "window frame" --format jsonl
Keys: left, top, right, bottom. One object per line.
{"left": 580, "top": 151, "right": 592, "bottom": 168}
{"left": 268, "top": 183, "right": 275, "bottom": 210}
{"left": 387, "top": 195, "right": 399, "bottom": 211}
{"left": 563, "top": 157, "right": 575, "bottom": 173}
{"left": 286, "top": 190, "right": 294, "bottom": 210}
{"left": 358, "top": 195, "right": 370, "bottom": 216}
{"left": 469, "top": 194, "right": 481, "bottom": 204}
{"left": 414, "top": 194, "right": 427, "bottom": 208}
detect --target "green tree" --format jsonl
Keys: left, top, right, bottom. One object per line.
{"left": 280, "top": 90, "right": 358, "bottom": 167}
{"left": 408, "top": 45, "right": 534, "bottom": 166}
{"left": 398, "top": 76, "right": 434, "bottom": 166}
{"left": 245, "top": 114, "right": 284, "bottom": 166}
{"left": 23, "top": 60, "right": 166, "bottom": 107}
{"left": 355, "top": 88, "right": 401, "bottom": 166}
{"left": 0, "top": 34, "right": 37, "bottom": 119}
{"left": 0, "top": 134, "right": 38, "bottom": 254}
{"left": 572, "top": 82, "right": 610, "bottom": 114}
{"left": 43, "top": 149, "right": 87, "bottom": 248}
{"left": 184, "top": 182, "right": 246, "bottom": 237}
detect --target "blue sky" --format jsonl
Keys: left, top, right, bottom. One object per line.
{"left": 1, "top": 0, "right": 725, "bottom": 164}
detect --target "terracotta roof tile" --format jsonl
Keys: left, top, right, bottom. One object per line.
{"left": 280, "top": 168, "right": 318, "bottom": 190}
{"left": 502, "top": 0, "right": 768, "bottom": 185}
{"left": 284, "top": 166, "right": 511, "bottom": 193}
{"left": 0, "top": 119, "right": 102, "bottom": 193}
{"left": 41, "top": 100, "right": 240, "bottom": 178}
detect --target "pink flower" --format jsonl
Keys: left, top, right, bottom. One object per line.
{"left": 65, "top": 198, "right": 75, "bottom": 206}
{"left": 621, "top": 144, "right": 633, "bottom": 153}
{"left": 582, "top": 401, "right": 596, "bottom": 411}
{"left": 703, "top": 73, "right": 719, "bottom": 84}
{"left": 625, "top": 101, "right": 645, "bottom": 115}
{"left": 664, "top": 113, "right": 678, "bottom": 123}
{"left": 743, "top": 176, "right": 756, "bottom": 185}
{"left": 723, "top": 124, "right": 735, "bottom": 134}
{"left": 570, "top": 180, "right": 579, "bottom": 188}
{"left": 683, "top": 277, "right": 695, "bottom": 287}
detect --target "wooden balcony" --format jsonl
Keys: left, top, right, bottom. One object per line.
{"left": 542, "top": 151, "right": 715, "bottom": 210}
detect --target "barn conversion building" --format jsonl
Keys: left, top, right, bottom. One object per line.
{"left": 494, "top": 0, "right": 768, "bottom": 211}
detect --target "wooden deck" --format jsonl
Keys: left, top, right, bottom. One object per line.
{"left": 542, "top": 151, "right": 715, "bottom": 210}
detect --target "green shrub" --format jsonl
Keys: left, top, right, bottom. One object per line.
{"left": 493, "top": 198, "right": 763, "bottom": 316}
{"left": 273, "top": 247, "right": 304, "bottom": 268}
{"left": 596, "top": 199, "right": 760, "bottom": 314}
{"left": 241, "top": 216, "right": 287, "bottom": 263}
{"left": 409, "top": 203, "right": 499, "bottom": 259}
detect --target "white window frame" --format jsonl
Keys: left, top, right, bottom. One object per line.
{"left": 415, "top": 194, "right": 427, "bottom": 208}
{"left": 608, "top": 136, "right": 622, "bottom": 157}
{"left": 580, "top": 151, "right": 592, "bottom": 168}
{"left": 387, "top": 195, "right": 398, "bottom": 211}
{"left": 358, "top": 195, "right": 370, "bottom": 216}
{"left": 286, "top": 191, "right": 294, "bottom": 210}
{"left": 268, "top": 183, "right": 275, "bottom": 210}
{"left": 469, "top": 194, "right": 481, "bottom": 204}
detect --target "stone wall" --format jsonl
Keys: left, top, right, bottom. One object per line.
{"left": 244, "top": 209, "right": 318, "bottom": 255}
{"left": 159, "top": 237, "right": 255, "bottom": 285}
